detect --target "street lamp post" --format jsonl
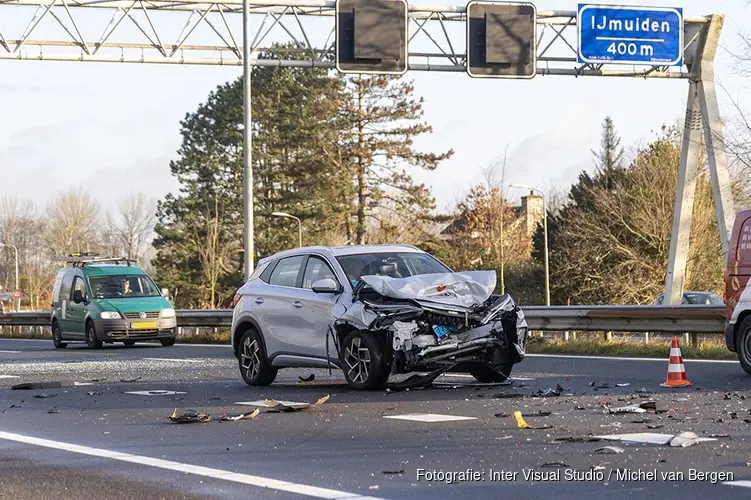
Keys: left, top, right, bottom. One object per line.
{"left": 271, "top": 212, "right": 302, "bottom": 247}
{"left": 510, "top": 184, "right": 550, "bottom": 306}
{"left": 0, "top": 243, "right": 20, "bottom": 311}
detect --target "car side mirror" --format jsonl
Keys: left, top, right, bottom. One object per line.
{"left": 312, "top": 278, "right": 340, "bottom": 294}
{"left": 72, "top": 290, "right": 84, "bottom": 303}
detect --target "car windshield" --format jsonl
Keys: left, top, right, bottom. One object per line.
{"left": 684, "top": 293, "right": 724, "bottom": 305}
{"left": 88, "top": 275, "right": 161, "bottom": 299}
{"left": 336, "top": 252, "right": 452, "bottom": 287}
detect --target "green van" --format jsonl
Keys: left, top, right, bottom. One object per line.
{"left": 50, "top": 254, "right": 177, "bottom": 349}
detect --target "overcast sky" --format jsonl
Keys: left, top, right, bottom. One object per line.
{"left": 1, "top": 0, "right": 749, "bottom": 217}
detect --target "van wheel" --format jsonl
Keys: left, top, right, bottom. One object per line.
{"left": 160, "top": 339, "right": 175, "bottom": 347}
{"left": 340, "top": 331, "right": 390, "bottom": 390}
{"left": 238, "top": 329, "right": 277, "bottom": 386}
{"left": 52, "top": 322, "right": 67, "bottom": 349}
{"left": 85, "top": 321, "right": 102, "bottom": 349}
{"left": 737, "top": 317, "right": 751, "bottom": 376}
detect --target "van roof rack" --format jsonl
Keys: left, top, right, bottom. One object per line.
{"left": 53, "top": 253, "right": 136, "bottom": 267}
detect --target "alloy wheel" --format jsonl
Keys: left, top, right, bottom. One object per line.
{"left": 744, "top": 328, "right": 751, "bottom": 366}
{"left": 344, "top": 337, "right": 371, "bottom": 384}
{"left": 241, "top": 336, "right": 261, "bottom": 381}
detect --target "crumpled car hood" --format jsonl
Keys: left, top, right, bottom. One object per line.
{"left": 358, "top": 271, "right": 496, "bottom": 309}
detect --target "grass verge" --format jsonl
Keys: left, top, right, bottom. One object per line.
{"left": 0, "top": 329, "right": 736, "bottom": 360}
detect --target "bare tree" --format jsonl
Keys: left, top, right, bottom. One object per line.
{"left": 45, "top": 187, "right": 101, "bottom": 256}
{"left": 190, "top": 197, "right": 240, "bottom": 309}
{"left": 107, "top": 193, "right": 157, "bottom": 263}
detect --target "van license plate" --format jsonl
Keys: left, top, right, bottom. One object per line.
{"left": 132, "top": 321, "right": 157, "bottom": 329}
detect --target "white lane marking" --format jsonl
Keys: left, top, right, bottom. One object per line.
{"left": 125, "top": 390, "right": 187, "bottom": 396}
{"left": 527, "top": 353, "right": 738, "bottom": 364}
{"left": 0, "top": 375, "right": 19, "bottom": 379}
{"left": 145, "top": 358, "right": 203, "bottom": 363}
{"left": 236, "top": 400, "right": 309, "bottom": 408}
{"left": 724, "top": 481, "right": 751, "bottom": 488}
{"left": 384, "top": 413, "right": 477, "bottom": 423}
{"left": 0, "top": 350, "right": 21, "bottom": 354}
{"left": 0, "top": 430, "right": 383, "bottom": 500}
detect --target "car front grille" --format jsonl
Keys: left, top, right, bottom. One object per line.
{"left": 123, "top": 311, "right": 160, "bottom": 319}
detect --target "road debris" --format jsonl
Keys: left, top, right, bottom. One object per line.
{"left": 522, "top": 410, "right": 552, "bottom": 417}
{"left": 87, "top": 391, "right": 104, "bottom": 397}
{"left": 670, "top": 431, "right": 716, "bottom": 448}
{"left": 595, "top": 432, "right": 718, "bottom": 447}
{"left": 638, "top": 401, "right": 657, "bottom": 411}
{"left": 11, "top": 382, "right": 65, "bottom": 390}
{"left": 616, "top": 383, "right": 630, "bottom": 387}
{"left": 542, "top": 462, "right": 569, "bottom": 468}
{"left": 298, "top": 374, "right": 315, "bottom": 382}
{"left": 631, "top": 419, "right": 652, "bottom": 424}
{"left": 382, "top": 469, "right": 405, "bottom": 475}
{"left": 514, "top": 410, "right": 553, "bottom": 429}
{"left": 492, "top": 392, "right": 526, "bottom": 399}
{"left": 608, "top": 404, "right": 646, "bottom": 414}
{"left": 120, "top": 376, "right": 142, "bottom": 383}
{"left": 647, "top": 424, "right": 664, "bottom": 429}
{"left": 168, "top": 409, "right": 211, "bottom": 424}
{"left": 595, "top": 446, "right": 625, "bottom": 454}
{"left": 32, "top": 394, "right": 58, "bottom": 399}
{"left": 535, "top": 384, "right": 566, "bottom": 397}
{"left": 548, "top": 437, "right": 601, "bottom": 444}
{"left": 263, "top": 395, "right": 330, "bottom": 412}
{"left": 47, "top": 408, "right": 60, "bottom": 414}
{"left": 217, "top": 409, "right": 261, "bottom": 422}
{"left": 494, "top": 412, "right": 510, "bottom": 418}
{"left": 125, "top": 390, "right": 186, "bottom": 396}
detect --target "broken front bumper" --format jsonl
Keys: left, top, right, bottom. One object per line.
{"left": 412, "top": 309, "right": 529, "bottom": 368}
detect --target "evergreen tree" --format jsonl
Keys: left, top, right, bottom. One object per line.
{"left": 152, "top": 46, "right": 348, "bottom": 308}
{"left": 335, "top": 75, "right": 454, "bottom": 244}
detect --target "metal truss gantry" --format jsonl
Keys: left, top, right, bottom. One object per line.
{"left": 0, "top": 1, "right": 735, "bottom": 297}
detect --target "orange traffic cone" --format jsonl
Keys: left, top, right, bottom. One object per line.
{"left": 660, "top": 336, "right": 692, "bottom": 387}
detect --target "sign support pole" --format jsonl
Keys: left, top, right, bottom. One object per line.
{"left": 697, "top": 15, "right": 735, "bottom": 266}
{"left": 665, "top": 81, "right": 702, "bottom": 305}
{"left": 242, "top": 0, "right": 254, "bottom": 280}
{"left": 664, "top": 14, "right": 735, "bottom": 305}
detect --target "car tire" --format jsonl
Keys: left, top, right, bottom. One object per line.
{"left": 340, "top": 330, "right": 391, "bottom": 390}
{"left": 52, "top": 322, "right": 67, "bottom": 349}
{"left": 123, "top": 340, "right": 136, "bottom": 346}
{"left": 85, "top": 321, "right": 102, "bottom": 349}
{"left": 737, "top": 316, "right": 751, "bottom": 376}
{"left": 160, "top": 338, "right": 176, "bottom": 347}
{"left": 238, "top": 329, "right": 277, "bottom": 386}
{"left": 468, "top": 363, "right": 513, "bottom": 383}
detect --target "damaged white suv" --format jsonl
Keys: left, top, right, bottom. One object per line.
{"left": 231, "top": 245, "right": 528, "bottom": 390}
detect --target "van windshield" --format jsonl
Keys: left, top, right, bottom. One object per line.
{"left": 88, "top": 275, "right": 160, "bottom": 299}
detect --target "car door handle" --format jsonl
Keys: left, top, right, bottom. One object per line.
{"left": 254, "top": 297, "right": 264, "bottom": 304}
{"left": 292, "top": 301, "right": 303, "bottom": 308}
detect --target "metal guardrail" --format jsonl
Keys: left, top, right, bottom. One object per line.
{"left": 0, "top": 306, "right": 727, "bottom": 333}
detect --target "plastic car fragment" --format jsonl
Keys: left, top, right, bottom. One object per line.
{"left": 263, "top": 394, "right": 330, "bottom": 412}
{"left": 217, "top": 408, "right": 261, "bottom": 421}
{"left": 168, "top": 409, "right": 211, "bottom": 424}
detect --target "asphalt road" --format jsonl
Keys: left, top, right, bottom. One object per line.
{"left": 1, "top": 337, "right": 750, "bottom": 499}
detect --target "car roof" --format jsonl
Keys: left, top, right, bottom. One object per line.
{"left": 260, "top": 244, "right": 424, "bottom": 263}
{"left": 81, "top": 265, "right": 147, "bottom": 277}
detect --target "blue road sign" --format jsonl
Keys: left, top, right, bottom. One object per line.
{"left": 577, "top": 4, "right": 683, "bottom": 66}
